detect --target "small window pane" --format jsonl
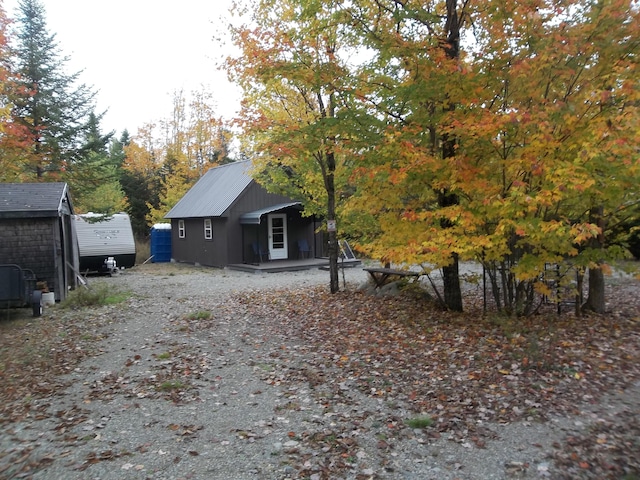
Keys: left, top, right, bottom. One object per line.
{"left": 204, "top": 219, "right": 212, "bottom": 240}
{"left": 178, "top": 220, "right": 185, "bottom": 238}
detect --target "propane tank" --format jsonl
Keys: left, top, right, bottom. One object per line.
{"left": 104, "top": 256, "right": 117, "bottom": 273}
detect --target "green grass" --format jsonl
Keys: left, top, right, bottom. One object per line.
{"left": 157, "top": 380, "right": 186, "bottom": 391}
{"left": 185, "top": 310, "right": 212, "bottom": 320}
{"left": 405, "top": 415, "right": 433, "bottom": 429}
{"left": 60, "top": 282, "right": 130, "bottom": 309}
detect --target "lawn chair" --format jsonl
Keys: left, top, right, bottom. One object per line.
{"left": 297, "top": 239, "right": 312, "bottom": 259}
{"left": 251, "top": 242, "right": 269, "bottom": 263}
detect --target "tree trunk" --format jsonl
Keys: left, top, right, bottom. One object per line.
{"left": 575, "top": 269, "right": 583, "bottom": 318}
{"left": 442, "top": 255, "right": 463, "bottom": 312}
{"left": 438, "top": 190, "right": 463, "bottom": 311}
{"left": 436, "top": 0, "right": 463, "bottom": 312}
{"left": 326, "top": 150, "right": 339, "bottom": 294}
{"left": 582, "top": 267, "right": 605, "bottom": 314}
{"left": 582, "top": 206, "right": 606, "bottom": 314}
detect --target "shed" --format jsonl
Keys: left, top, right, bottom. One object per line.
{"left": 0, "top": 182, "right": 79, "bottom": 302}
{"left": 165, "top": 161, "right": 317, "bottom": 267}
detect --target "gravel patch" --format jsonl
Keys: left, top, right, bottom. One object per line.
{"left": 0, "top": 263, "right": 637, "bottom": 479}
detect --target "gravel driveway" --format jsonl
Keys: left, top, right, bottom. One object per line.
{"left": 1, "top": 263, "right": 637, "bottom": 479}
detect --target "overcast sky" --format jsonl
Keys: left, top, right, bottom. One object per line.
{"left": 4, "top": 0, "right": 242, "bottom": 136}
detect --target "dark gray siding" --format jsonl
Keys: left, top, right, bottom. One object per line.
{"left": 169, "top": 180, "right": 316, "bottom": 266}
{"left": 228, "top": 183, "right": 292, "bottom": 263}
{"left": 228, "top": 183, "right": 315, "bottom": 263}
{"left": 171, "top": 218, "right": 228, "bottom": 267}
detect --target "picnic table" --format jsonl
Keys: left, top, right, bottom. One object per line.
{"left": 363, "top": 267, "right": 420, "bottom": 288}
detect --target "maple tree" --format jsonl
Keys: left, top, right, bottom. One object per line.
{"left": 226, "top": 0, "right": 362, "bottom": 293}
{"left": 456, "top": 0, "right": 639, "bottom": 314}
{"left": 225, "top": 0, "right": 639, "bottom": 308}
{"left": 342, "top": 0, "right": 639, "bottom": 314}
{"left": 324, "top": 0, "right": 474, "bottom": 310}
{"left": 0, "top": 1, "right": 31, "bottom": 182}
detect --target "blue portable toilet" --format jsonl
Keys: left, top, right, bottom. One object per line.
{"left": 150, "top": 224, "right": 172, "bottom": 263}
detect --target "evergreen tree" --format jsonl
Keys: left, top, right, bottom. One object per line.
{"left": 8, "top": 0, "right": 97, "bottom": 179}
{"left": 108, "top": 129, "right": 130, "bottom": 171}
{"left": 66, "top": 113, "right": 126, "bottom": 213}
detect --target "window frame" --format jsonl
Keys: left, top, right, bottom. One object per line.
{"left": 178, "top": 219, "right": 185, "bottom": 239}
{"left": 204, "top": 218, "right": 212, "bottom": 240}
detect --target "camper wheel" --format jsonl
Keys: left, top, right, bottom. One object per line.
{"left": 31, "top": 290, "right": 43, "bottom": 317}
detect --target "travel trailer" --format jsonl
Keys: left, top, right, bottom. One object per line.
{"left": 74, "top": 213, "right": 136, "bottom": 273}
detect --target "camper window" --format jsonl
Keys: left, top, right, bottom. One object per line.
{"left": 178, "top": 220, "right": 185, "bottom": 238}
{"left": 204, "top": 218, "right": 212, "bottom": 240}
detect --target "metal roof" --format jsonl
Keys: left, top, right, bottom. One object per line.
{"left": 0, "top": 182, "right": 72, "bottom": 219}
{"left": 165, "top": 161, "right": 254, "bottom": 219}
{"left": 239, "top": 202, "right": 303, "bottom": 225}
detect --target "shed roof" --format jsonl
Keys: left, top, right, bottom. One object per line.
{"left": 165, "top": 161, "right": 254, "bottom": 219}
{"left": 0, "top": 182, "right": 73, "bottom": 219}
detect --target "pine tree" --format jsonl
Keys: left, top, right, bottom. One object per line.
{"left": 8, "top": 0, "right": 97, "bottom": 179}
{"left": 66, "top": 113, "right": 126, "bottom": 213}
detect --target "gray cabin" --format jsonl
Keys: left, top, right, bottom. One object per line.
{"left": 165, "top": 161, "right": 317, "bottom": 267}
{"left": 0, "top": 182, "right": 79, "bottom": 301}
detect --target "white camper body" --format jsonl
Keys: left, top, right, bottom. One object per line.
{"left": 74, "top": 213, "right": 136, "bottom": 272}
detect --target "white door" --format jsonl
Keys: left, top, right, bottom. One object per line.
{"left": 268, "top": 213, "right": 288, "bottom": 260}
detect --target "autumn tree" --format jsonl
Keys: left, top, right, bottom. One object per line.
{"left": 443, "top": 0, "right": 640, "bottom": 314}
{"left": 121, "top": 125, "right": 162, "bottom": 238}
{"left": 187, "top": 89, "right": 233, "bottom": 172}
{"left": 0, "top": 1, "right": 32, "bottom": 181}
{"left": 226, "top": 0, "right": 362, "bottom": 293}
{"left": 0, "top": 2, "right": 16, "bottom": 180}
{"left": 345, "top": 0, "right": 639, "bottom": 314}
{"left": 147, "top": 89, "right": 231, "bottom": 225}
{"left": 338, "top": 0, "right": 470, "bottom": 310}
{"left": 7, "top": 0, "right": 98, "bottom": 179}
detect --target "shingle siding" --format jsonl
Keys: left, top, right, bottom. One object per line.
{"left": 0, "top": 218, "right": 58, "bottom": 292}
{"left": 0, "top": 182, "right": 79, "bottom": 301}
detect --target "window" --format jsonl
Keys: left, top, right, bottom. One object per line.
{"left": 178, "top": 220, "right": 185, "bottom": 238}
{"left": 204, "top": 218, "right": 212, "bottom": 240}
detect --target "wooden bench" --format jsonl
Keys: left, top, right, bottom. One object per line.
{"left": 363, "top": 267, "right": 420, "bottom": 288}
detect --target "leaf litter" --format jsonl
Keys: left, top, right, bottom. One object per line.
{"left": 0, "top": 265, "right": 638, "bottom": 479}
{"left": 230, "top": 281, "right": 640, "bottom": 479}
